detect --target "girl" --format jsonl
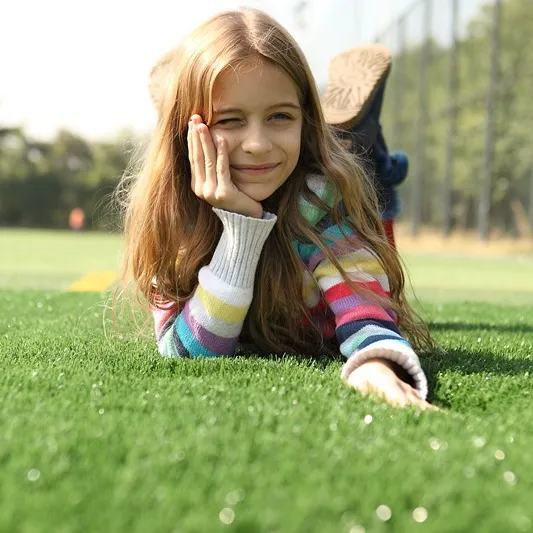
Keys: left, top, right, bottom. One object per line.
{"left": 121, "top": 8, "right": 436, "bottom": 410}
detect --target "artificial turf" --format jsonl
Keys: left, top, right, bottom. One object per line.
{"left": 1, "top": 287, "right": 532, "bottom": 533}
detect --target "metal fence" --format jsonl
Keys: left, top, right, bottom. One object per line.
{"left": 374, "top": 0, "right": 533, "bottom": 239}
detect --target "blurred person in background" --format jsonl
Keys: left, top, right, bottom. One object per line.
{"left": 322, "top": 45, "right": 408, "bottom": 249}
{"left": 68, "top": 207, "right": 86, "bottom": 231}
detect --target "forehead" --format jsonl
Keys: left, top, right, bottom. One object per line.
{"left": 212, "top": 61, "right": 299, "bottom": 111}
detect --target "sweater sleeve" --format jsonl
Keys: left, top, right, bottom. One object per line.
{"left": 308, "top": 228, "right": 428, "bottom": 399}
{"left": 151, "top": 208, "right": 277, "bottom": 358}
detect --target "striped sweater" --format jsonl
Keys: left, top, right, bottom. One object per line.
{"left": 151, "top": 174, "right": 427, "bottom": 399}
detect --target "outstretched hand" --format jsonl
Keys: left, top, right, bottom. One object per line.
{"left": 346, "top": 358, "right": 440, "bottom": 410}
{"left": 187, "top": 115, "right": 263, "bottom": 218}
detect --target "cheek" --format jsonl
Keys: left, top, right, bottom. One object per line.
{"left": 209, "top": 129, "right": 239, "bottom": 152}
{"left": 286, "top": 135, "right": 302, "bottom": 164}
{"left": 278, "top": 129, "right": 301, "bottom": 159}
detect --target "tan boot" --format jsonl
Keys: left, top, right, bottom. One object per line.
{"left": 322, "top": 44, "right": 392, "bottom": 128}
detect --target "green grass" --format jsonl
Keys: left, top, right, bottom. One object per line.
{"left": 1, "top": 230, "right": 533, "bottom": 532}
{"left": 0, "top": 229, "right": 121, "bottom": 290}
{"left": 403, "top": 253, "right": 533, "bottom": 305}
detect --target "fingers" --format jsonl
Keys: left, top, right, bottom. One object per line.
{"left": 196, "top": 123, "right": 217, "bottom": 195}
{"left": 419, "top": 400, "right": 442, "bottom": 412}
{"left": 188, "top": 115, "right": 220, "bottom": 200}
{"left": 347, "top": 371, "right": 441, "bottom": 411}
{"left": 189, "top": 117, "right": 205, "bottom": 197}
{"left": 186, "top": 116, "right": 231, "bottom": 208}
{"left": 399, "top": 383, "right": 442, "bottom": 411}
{"left": 187, "top": 121, "right": 196, "bottom": 192}
{"left": 215, "top": 136, "right": 232, "bottom": 195}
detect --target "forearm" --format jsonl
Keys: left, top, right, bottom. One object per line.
{"left": 154, "top": 208, "right": 276, "bottom": 358}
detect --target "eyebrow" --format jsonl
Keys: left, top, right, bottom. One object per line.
{"left": 213, "top": 102, "right": 301, "bottom": 114}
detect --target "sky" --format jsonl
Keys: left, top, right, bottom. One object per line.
{"left": 1, "top": 0, "right": 487, "bottom": 142}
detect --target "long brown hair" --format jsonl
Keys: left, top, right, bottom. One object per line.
{"left": 118, "top": 8, "right": 433, "bottom": 356}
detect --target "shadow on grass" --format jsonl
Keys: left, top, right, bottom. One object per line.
{"left": 424, "top": 349, "right": 533, "bottom": 375}
{"left": 422, "top": 348, "right": 533, "bottom": 406}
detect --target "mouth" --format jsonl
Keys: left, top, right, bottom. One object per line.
{"left": 230, "top": 163, "right": 280, "bottom": 176}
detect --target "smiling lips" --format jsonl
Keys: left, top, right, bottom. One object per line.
{"left": 230, "top": 163, "right": 280, "bottom": 176}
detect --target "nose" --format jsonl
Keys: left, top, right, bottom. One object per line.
{"left": 240, "top": 122, "right": 272, "bottom": 155}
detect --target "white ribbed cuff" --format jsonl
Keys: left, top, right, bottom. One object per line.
{"left": 341, "top": 339, "right": 428, "bottom": 400}
{"left": 210, "top": 208, "right": 277, "bottom": 288}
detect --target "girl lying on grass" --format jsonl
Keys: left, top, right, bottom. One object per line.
{"left": 119, "top": 8, "right": 436, "bottom": 410}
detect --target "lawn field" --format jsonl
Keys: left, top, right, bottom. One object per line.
{"left": 1, "top": 229, "right": 532, "bottom": 533}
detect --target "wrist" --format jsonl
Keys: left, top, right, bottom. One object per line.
{"left": 357, "top": 357, "right": 414, "bottom": 387}
{"left": 360, "top": 357, "right": 395, "bottom": 370}
{"left": 247, "top": 205, "right": 264, "bottom": 219}
{"left": 231, "top": 202, "right": 263, "bottom": 219}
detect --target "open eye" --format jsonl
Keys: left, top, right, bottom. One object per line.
{"left": 270, "top": 113, "right": 292, "bottom": 121}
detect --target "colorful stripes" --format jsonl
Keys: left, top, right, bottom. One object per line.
{"left": 148, "top": 174, "right": 424, "bottom": 396}
{"left": 153, "top": 265, "right": 253, "bottom": 358}
{"left": 298, "top": 216, "right": 419, "bottom": 374}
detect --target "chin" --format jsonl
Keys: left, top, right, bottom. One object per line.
{"left": 236, "top": 184, "right": 273, "bottom": 202}
{"left": 249, "top": 191, "right": 272, "bottom": 202}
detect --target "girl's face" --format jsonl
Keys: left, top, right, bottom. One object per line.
{"left": 209, "top": 61, "right": 303, "bottom": 202}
